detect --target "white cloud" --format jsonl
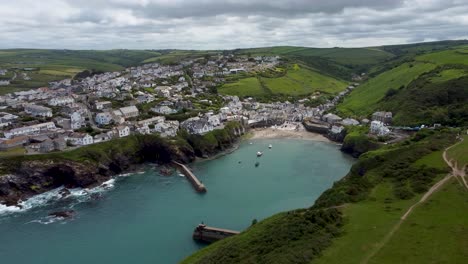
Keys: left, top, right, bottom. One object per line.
{"left": 0, "top": 0, "right": 466, "bottom": 49}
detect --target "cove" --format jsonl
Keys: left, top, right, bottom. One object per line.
{"left": 0, "top": 139, "right": 354, "bottom": 264}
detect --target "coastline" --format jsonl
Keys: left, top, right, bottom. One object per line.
{"left": 249, "top": 123, "right": 330, "bottom": 142}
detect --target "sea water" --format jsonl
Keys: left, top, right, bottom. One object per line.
{"left": 0, "top": 139, "right": 354, "bottom": 264}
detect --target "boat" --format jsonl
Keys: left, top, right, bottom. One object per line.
{"left": 256, "top": 151, "right": 263, "bottom": 157}
{"left": 255, "top": 161, "right": 260, "bottom": 167}
{"left": 268, "top": 144, "right": 272, "bottom": 149}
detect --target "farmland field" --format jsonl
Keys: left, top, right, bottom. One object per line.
{"left": 219, "top": 65, "right": 347, "bottom": 98}
{"left": 218, "top": 77, "right": 266, "bottom": 97}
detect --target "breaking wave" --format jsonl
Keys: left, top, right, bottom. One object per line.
{"left": 0, "top": 178, "right": 116, "bottom": 217}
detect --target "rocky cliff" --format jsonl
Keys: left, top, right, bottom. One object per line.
{"left": 0, "top": 122, "right": 244, "bottom": 206}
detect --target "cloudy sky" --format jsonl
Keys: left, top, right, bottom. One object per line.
{"left": 1, "top": 0, "right": 467, "bottom": 50}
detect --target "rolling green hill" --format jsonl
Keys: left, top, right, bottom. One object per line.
{"left": 218, "top": 64, "right": 348, "bottom": 99}
{"left": 0, "top": 49, "right": 161, "bottom": 94}
{"left": 337, "top": 44, "right": 468, "bottom": 126}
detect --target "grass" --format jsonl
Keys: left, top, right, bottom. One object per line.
{"left": 429, "top": 69, "right": 467, "bottom": 83}
{"left": 314, "top": 141, "right": 453, "bottom": 264}
{"left": 447, "top": 134, "right": 468, "bottom": 170}
{"left": 414, "top": 150, "right": 448, "bottom": 170}
{"left": 337, "top": 62, "right": 437, "bottom": 117}
{"left": 0, "top": 49, "right": 162, "bottom": 94}
{"left": 313, "top": 180, "right": 421, "bottom": 264}
{"left": 219, "top": 66, "right": 347, "bottom": 98}
{"left": 0, "top": 147, "right": 26, "bottom": 158}
{"left": 218, "top": 77, "right": 266, "bottom": 97}
{"left": 416, "top": 47, "right": 468, "bottom": 66}
{"left": 369, "top": 178, "right": 468, "bottom": 264}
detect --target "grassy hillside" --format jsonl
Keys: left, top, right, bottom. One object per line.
{"left": 367, "top": 178, "right": 468, "bottom": 264}
{"left": 0, "top": 49, "right": 161, "bottom": 94}
{"left": 337, "top": 62, "right": 436, "bottom": 117}
{"left": 447, "top": 135, "right": 468, "bottom": 170}
{"left": 337, "top": 44, "right": 468, "bottom": 126}
{"left": 218, "top": 64, "right": 347, "bottom": 99}
{"left": 183, "top": 129, "right": 460, "bottom": 264}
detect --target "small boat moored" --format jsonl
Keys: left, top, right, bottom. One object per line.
{"left": 255, "top": 161, "right": 260, "bottom": 167}
{"left": 256, "top": 151, "right": 263, "bottom": 157}
{"left": 268, "top": 144, "right": 272, "bottom": 149}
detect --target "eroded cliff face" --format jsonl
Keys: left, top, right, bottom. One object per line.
{"left": 0, "top": 143, "right": 197, "bottom": 206}
{"left": 0, "top": 123, "right": 245, "bottom": 206}
{"left": 0, "top": 160, "right": 107, "bottom": 206}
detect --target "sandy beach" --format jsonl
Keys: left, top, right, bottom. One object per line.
{"left": 250, "top": 122, "right": 330, "bottom": 142}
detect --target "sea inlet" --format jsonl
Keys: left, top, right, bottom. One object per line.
{"left": 0, "top": 138, "right": 354, "bottom": 264}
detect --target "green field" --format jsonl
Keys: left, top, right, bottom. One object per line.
{"left": 368, "top": 178, "right": 468, "bottom": 264}
{"left": 0, "top": 49, "right": 161, "bottom": 94}
{"left": 313, "top": 181, "right": 423, "bottom": 264}
{"left": 239, "top": 46, "right": 394, "bottom": 66}
{"left": 337, "top": 62, "right": 437, "bottom": 117}
{"left": 219, "top": 65, "right": 347, "bottom": 98}
{"left": 219, "top": 77, "right": 266, "bottom": 97}
{"left": 429, "top": 69, "right": 467, "bottom": 83}
{"left": 416, "top": 47, "right": 468, "bottom": 66}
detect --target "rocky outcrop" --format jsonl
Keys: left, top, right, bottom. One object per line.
{"left": 0, "top": 160, "right": 110, "bottom": 206}
{"left": 49, "top": 210, "right": 75, "bottom": 218}
{"left": 0, "top": 124, "right": 243, "bottom": 206}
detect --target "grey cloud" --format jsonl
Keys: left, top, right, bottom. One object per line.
{"left": 0, "top": 0, "right": 466, "bottom": 49}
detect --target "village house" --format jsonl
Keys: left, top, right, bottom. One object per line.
{"left": 70, "top": 112, "right": 84, "bottom": 130}
{"left": 95, "top": 112, "right": 113, "bottom": 125}
{"left": 93, "top": 133, "right": 111, "bottom": 143}
{"left": 0, "top": 136, "right": 29, "bottom": 150}
{"left": 154, "top": 121, "right": 179, "bottom": 137}
{"left": 94, "top": 101, "right": 112, "bottom": 110}
{"left": 115, "top": 125, "right": 130, "bottom": 138}
{"left": 370, "top": 121, "right": 390, "bottom": 136}
{"left": 4, "top": 122, "right": 56, "bottom": 138}
{"left": 341, "top": 118, "right": 360, "bottom": 126}
{"left": 66, "top": 133, "right": 94, "bottom": 146}
{"left": 137, "top": 116, "right": 165, "bottom": 127}
{"left": 118, "top": 106, "right": 139, "bottom": 119}
{"left": 372, "top": 111, "right": 393, "bottom": 124}
{"left": 48, "top": 96, "right": 74, "bottom": 106}
{"left": 151, "top": 105, "right": 177, "bottom": 115}
{"left": 24, "top": 104, "right": 53, "bottom": 117}
{"left": 181, "top": 117, "right": 214, "bottom": 135}
{"left": 322, "top": 113, "right": 343, "bottom": 125}
{"left": 0, "top": 112, "right": 19, "bottom": 127}
{"left": 53, "top": 117, "right": 71, "bottom": 130}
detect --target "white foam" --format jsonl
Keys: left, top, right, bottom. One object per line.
{"left": 0, "top": 178, "right": 117, "bottom": 217}
{"left": 29, "top": 216, "right": 65, "bottom": 225}
{"left": 0, "top": 203, "right": 22, "bottom": 215}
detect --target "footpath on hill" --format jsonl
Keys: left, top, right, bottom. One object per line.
{"left": 361, "top": 137, "right": 467, "bottom": 264}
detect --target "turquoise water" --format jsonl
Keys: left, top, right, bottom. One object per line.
{"left": 0, "top": 139, "right": 354, "bottom": 264}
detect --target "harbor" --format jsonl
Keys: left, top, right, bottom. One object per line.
{"left": 172, "top": 161, "right": 207, "bottom": 193}
{"left": 0, "top": 139, "right": 354, "bottom": 264}
{"left": 193, "top": 224, "right": 240, "bottom": 243}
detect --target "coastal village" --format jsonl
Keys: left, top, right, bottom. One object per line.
{"left": 0, "top": 54, "right": 398, "bottom": 154}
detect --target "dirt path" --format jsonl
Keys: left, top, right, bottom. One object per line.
{"left": 361, "top": 139, "right": 463, "bottom": 264}
{"left": 443, "top": 137, "right": 467, "bottom": 191}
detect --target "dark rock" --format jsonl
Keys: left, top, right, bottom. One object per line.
{"left": 59, "top": 188, "right": 71, "bottom": 198}
{"left": 49, "top": 210, "right": 75, "bottom": 218}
